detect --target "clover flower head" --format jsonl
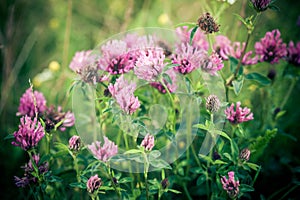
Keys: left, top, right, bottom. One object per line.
{"left": 225, "top": 101, "right": 254, "bottom": 124}
{"left": 17, "top": 87, "right": 47, "bottom": 117}
{"left": 98, "top": 40, "right": 135, "bottom": 74}
{"left": 287, "top": 41, "right": 300, "bottom": 67}
{"left": 12, "top": 116, "right": 45, "bottom": 151}
{"left": 141, "top": 133, "right": 155, "bottom": 151}
{"left": 87, "top": 174, "right": 102, "bottom": 194}
{"left": 250, "top": 0, "right": 272, "bottom": 12}
{"left": 214, "top": 35, "right": 233, "bottom": 60}
{"left": 108, "top": 75, "right": 140, "bottom": 114}
{"left": 221, "top": 171, "right": 240, "bottom": 199}
{"left": 134, "top": 49, "right": 165, "bottom": 81}
{"left": 255, "top": 29, "right": 287, "bottom": 64}
{"left": 239, "top": 148, "right": 251, "bottom": 161}
{"left": 14, "top": 154, "right": 49, "bottom": 187}
{"left": 201, "top": 51, "right": 224, "bottom": 75}
{"left": 69, "top": 135, "right": 81, "bottom": 151}
{"left": 231, "top": 42, "right": 258, "bottom": 65}
{"left": 88, "top": 136, "right": 118, "bottom": 162}
{"left": 206, "top": 94, "right": 221, "bottom": 113}
{"left": 197, "top": 13, "right": 220, "bottom": 34}
{"left": 172, "top": 42, "right": 205, "bottom": 74}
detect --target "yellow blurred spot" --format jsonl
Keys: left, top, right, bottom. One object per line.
{"left": 179, "top": 141, "right": 185, "bottom": 149}
{"left": 48, "top": 61, "right": 60, "bottom": 72}
{"left": 158, "top": 13, "right": 170, "bottom": 25}
{"left": 49, "top": 18, "right": 59, "bottom": 29}
{"left": 244, "top": 99, "right": 251, "bottom": 107}
{"left": 33, "top": 77, "right": 41, "bottom": 87}
{"left": 248, "top": 84, "right": 257, "bottom": 92}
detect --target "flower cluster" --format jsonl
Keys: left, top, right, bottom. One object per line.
{"left": 88, "top": 136, "right": 118, "bottom": 162}
{"left": 12, "top": 116, "right": 45, "bottom": 151}
{"left": 14, "top": 154, "right": 49, "bottom": 187}
{"left": 17, "top": 87, "right": 47, "bottom": 117}
{"left": 225, "top": 102, "right": 254, "bottom": 124}
{"left": 221, "top": 171, "right": 240, "bottom": 199}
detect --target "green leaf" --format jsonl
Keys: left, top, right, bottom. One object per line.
{"left": 166, "top": 189, "right": 182, "bottom": 194}
{"left": 4, "top": 133, "right": 14, "bottom": 140}
{"left": 174, "top": 22, "right": 197, "bottom": 29}
{"left": 268, "top": 4, "right": 280, "bottom": 12}
{"left": 213, "top": 160, "right": 228, "bottom": 165}
{"left": 229, "top": 57, "right": 239, "bottom": 73}
{"left": 246, "top": 162, "right": 260, "bottom": 171}
{"left": 162, "top": 73, "right": 172, "bottom": 85}
{"left": 150, "top": 159, "right": 172, "bottom": 169}
{"left": 275, "top": 110, "right": 286, "bottom": 120}
{"left": 189, "top": 26, "right": 198, "bottom": 45}
{"left": 214, "top": 130, "right": 232, "bottom": 142}
{"left": 190, "top": 167, "right": 204, "bottom": 174}
{"left": 198, "top": 154, "right": 213, "bottom": 163}
{"left": 196, "top": 174, "right": 206, "bottom": 186}
{"left": 124, "top": 149, "right": 143, "bottom": 154}
{"left": 240, "top": 184, "right": 255, "bottom": 192}
{"left": 232, "top": 77, "right": 244, "bottom": 95}
{"left": 69, "top": 182, "right": 86, "bottom": 189}
{"left": 164, "top": 63, "right": 180, "bottom": 72}
{"left": 233, "top": 14, "right": 247, "bottom": 27}
{"left": 149, "top": 150, "right": 161, "bottom": 161}
{"left": 245, "top": 73, "right": 271, "bottom": 85}
{"left": 119, "top": 177, "right": 133, "bottom": 184}
{"left": 230, "top": 140, "right": 239, "bottom": 159}
{"left": 193, "top": 123, "right": 208, "bottom": 131}
{"left": 100, "top": 186, "right": 114, "bottom": 191}
{"left": 223, "top": 153, "right": 232, "bottom": 161}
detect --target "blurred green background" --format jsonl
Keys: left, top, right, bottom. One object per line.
{"left": 1, "top": 0, "right": 300, "bottom": 199}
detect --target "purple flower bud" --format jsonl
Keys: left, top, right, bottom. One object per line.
{"left": 239, "top": 148, "right": 251, "bottom": 161}
{"left": 206, "top": 95, "right": 221, "bottom": 113}
{"left": 12, "top": 116, "right": 45, "bottom": 151}
{"left": 161, "top": 178, "right": 169, "bottom": 189}
{"left": 141, "top": 134, "right": 155, "bottom": 151}
{"left": 87, "top": 175, "right": 102, "bottom": 194}
{"left": 88, "top": 136, "right": 118, "bottom": 162}
{"left": 213, "top": 151, "right": 221, "bottom": 160}
{"left": 250, "top": 0, "right": 272, "bottom": 12}
{"left": 69, "top": 135, "right": 81, "bottom": 151}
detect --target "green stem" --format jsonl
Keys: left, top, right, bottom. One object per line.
{"left": 107, "top": 164, "right": 121, "bottom": 199}
{"left": 183, "top": 183, "right": 193, "bottom": 200}
{"left": 278, "top": 185, "right": 299, "bottom": 200}
{"left": 142, "top": 151, "right": 150, "bottom": 200}
{"left": 160, "top": 78, "right": 176, "bottom": 132}
{"left": 71, "top": 152, "right": 80, "bottom": 182}
{"left": 280, "top": 77, "right": 298, "bottom": 109}
{"left": 207, "top": 34, "right": 214, "bottom": 54}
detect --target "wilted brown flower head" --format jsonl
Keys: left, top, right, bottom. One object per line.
{"left": 197, "top": 13, "right": 220, "bottom": 34}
